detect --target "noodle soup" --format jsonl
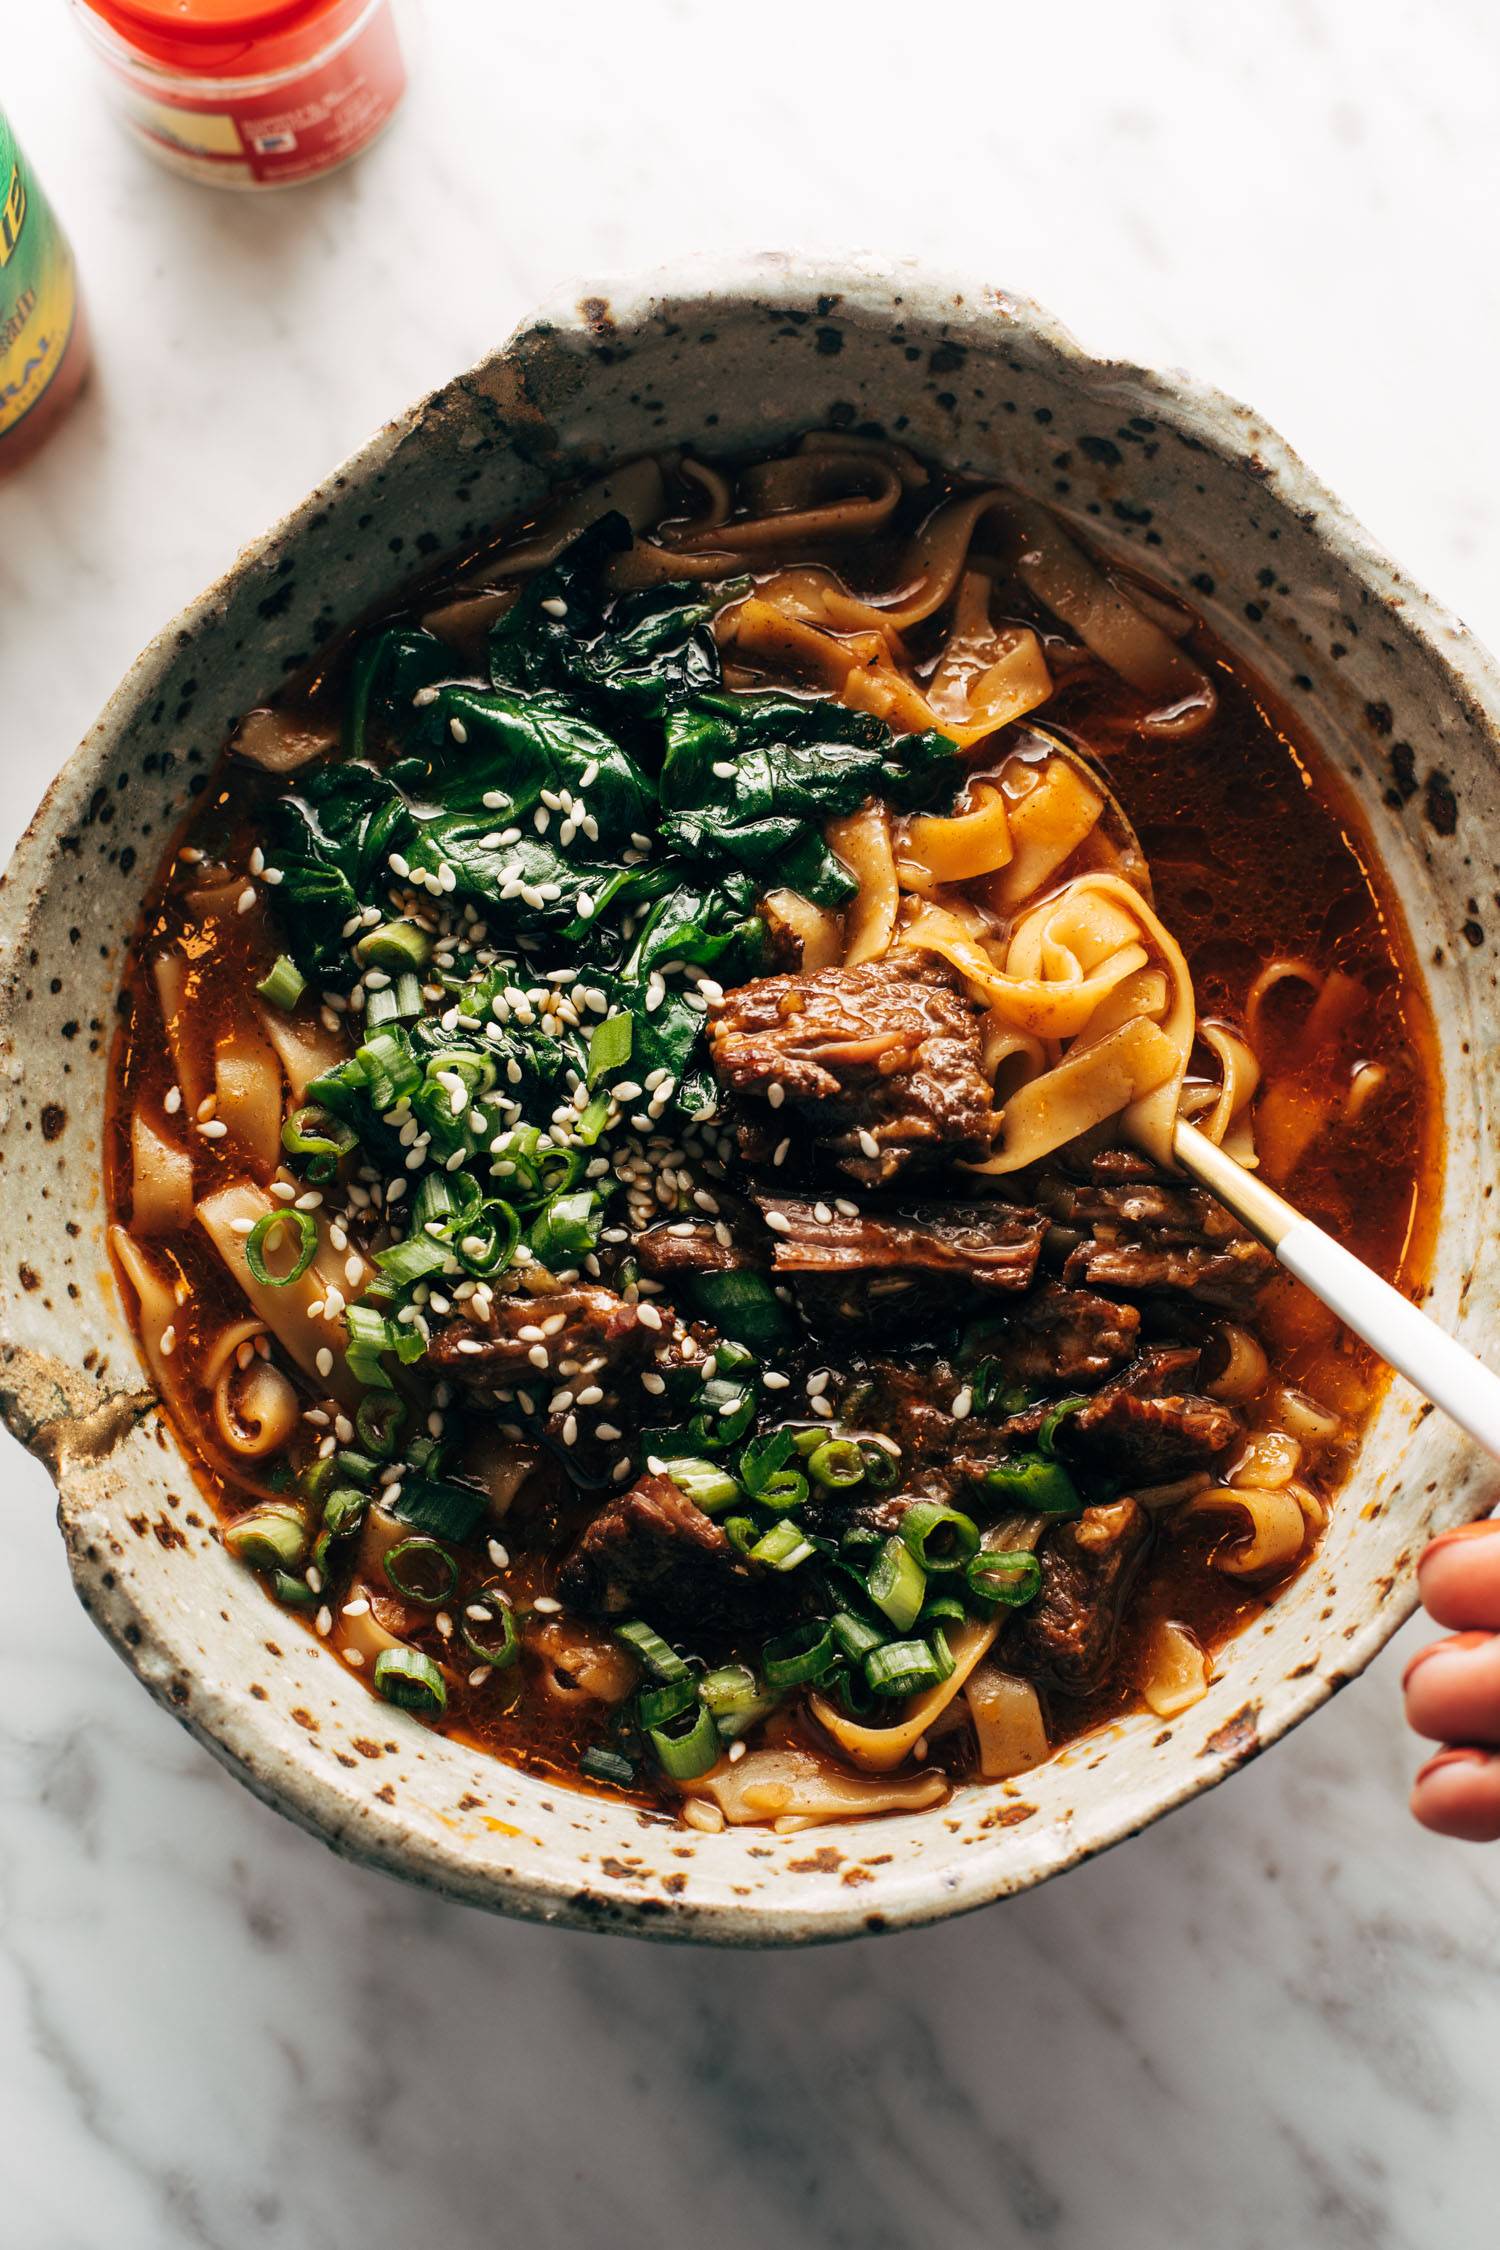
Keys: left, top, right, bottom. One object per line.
{"left": 106, "top": 436, "right": 1437, "bottom": 1832}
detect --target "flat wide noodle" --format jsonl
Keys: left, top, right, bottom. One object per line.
{"left": 130, "top": 1109, "right": 194, "bottom": 1236}
{"left": 829, "top": 804, "right": 899, "bottom": 966}
{"left": 964, "top": 1665, "right": 1050, "bottom": 1778}
{"left": 685, "top": 1745, "right": 949, "bottom": 1826}
{"left": 197, "top": 1179, "right": 371, "bottom": 1406}
{"left": 808, "top": 1615, "right": 1000, "bottom": 1772}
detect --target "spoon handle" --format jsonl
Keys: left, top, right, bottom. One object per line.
{"left": 1172, "top": 1119, "right": 1500, "bottom": 1464}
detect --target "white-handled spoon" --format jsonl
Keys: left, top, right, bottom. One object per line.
{"left": 1172, "top": 1117, "right": 1500, "bottom": 1463}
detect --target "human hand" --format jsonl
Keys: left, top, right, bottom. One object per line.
{"left": 1406, "top": 1521, "right": 1500, "bottom": 1841}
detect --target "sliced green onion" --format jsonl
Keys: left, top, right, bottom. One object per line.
{"left": 748, "top": 1518, "right": 814, "bottom": 1571}
{"left": 355, "top": 1392, "right": 407, "bottom": 1459}
{"left": 319, "top": 1484, "right": 368, "bottom": 1539}
{"left": 383, "top": 1536, "right": 459, "bottom": 1606}
{"left": 373, "top": 1234, "right": 452, "bottom": 1289}
{"left": 688, "top": 1269, "right": 794, "bottom": 1353}
{"left": 648, "top": 1702, "right": 721, "bottom": 1779}
{"left": 867, "top": 1535, "right": 926, "bottom": 1632}
{"left": 929, "top": 1626, "right": 955, "bottom": 1681}
{"left": 697, "top": 1663, "right": 776, "bottom": 1740}
{"left": 356, "top": 1025, "right": 422, "bottom": 1109}
{"left": 614, "top": 1618, "right": 689, "bottom": 1681}
{"left": 919, "top": 1591, "right": 966, "bottom": 1628}
{"left": 638, "top": 1674, "right": 697, "bottom": 1729}
{"left": 331, "top": 1448, "right": 379, "bottom": 1489}
{"left": 857, "top": 1438, "right": 901, "bottom": 1491}
{"left": 244, "top": 1208, "right": 318, "bottom": 1288}
{"left": 722, "top": 1513, "right": 761, "bottom": 1557}
{"left": 271, "top": 1569, "right": 318, "bottom": 1609}
{"left": 865, "top": 1638, "right": 945, "bottom": 1698}
{"left": 528, "top": 1187, "right": 603, "bottom": 1270}
{"left": 966, "top": 1549, "right": 1043, "bottom": 1608}
{"left": 579, "top": 1745, "right": 636, "bottom": 1786}
{"left": 1038, "top": 1396, "right": 1088, "bottom": 1458}
{"left": 357, "top": 919, "right": 432, "bottom": 971}
{"left": 830, "top": 1611, "right": 886, "bottom": 1664}
{"left": 452, "top": 1198, "right": 520, "bottom": 1279}
{"left": 224, "top": 1500, "right": 309, "bottom": 1571}
{"left": 761, "top": 1620, "right": 836, "bottom": 1690}
{"left": 756, "top": 1468, "right": 809, "bottom": 1514}
{"left": 299, "top": 1453, "right": 340, "bottom": 1504}
{"left": 969, "top": 1359, "right": 1035, "bottom": 1417}
{"left": 587, "top": 1012, "right": 633, "bottom": 1085}
{"left": 373, "top": 1646, "right": 447, "bottom": 1714}
{"left": 981, "top": 1454, "right": 1081, "bottom": 1516}
{"left": 807, "top": 1437, "right": 865, "bottom": 1490}
{"left": 668, "top": 1457, "right": 742, "bottom": 1514}
{"left": 460, "top": 1591, "right": 520, "bottom": 1670}
{"left": 393, "top": 1476, "right": 487, "bottom": 1542}
{"left": 899, "top": 1499, "right": 980, "bottom": 1575}
{"left": 282, "top": 1104, "right": 357, "bottom": 1180}
{"left": 740, "top": 1427, "right": 798, "bottom": 1494}
{"left": 256, "top": 954, "right": 306, "bottom": 1010}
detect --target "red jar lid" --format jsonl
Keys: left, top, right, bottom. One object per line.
{"left": 78, "top": 0, "right": 370, "bottom": 75}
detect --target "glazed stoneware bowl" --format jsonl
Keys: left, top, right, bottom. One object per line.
{"left": 5, "top": 257, "right": 1499, "bottom": 1944}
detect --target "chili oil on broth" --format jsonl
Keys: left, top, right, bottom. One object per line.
{"left": 104, "top": 433, "right": 1437, "bottom": 1831}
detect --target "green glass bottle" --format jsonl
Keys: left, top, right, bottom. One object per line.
{"left": 0, "top": 107, "right": 88, "bottom": 473}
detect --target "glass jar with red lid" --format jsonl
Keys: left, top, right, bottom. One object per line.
{"left": 70, "top": 0, "right": 406, "bottom": 189}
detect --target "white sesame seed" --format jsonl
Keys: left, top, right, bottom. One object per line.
{"left": 315, "top": 1347, "right": 334, "bottom": 1378}
{"left": 159, "top": 1324, "right": 176, "bottom": 1356}
{"left": 767, "top": 1083, "right": 785, "bottom": 1110}
{"left": 236, "top": 885, "right": 256, "bottom": 915}
{"left": 198, "top": 1119, "right": 228, "bottom": 1140}
{"left": 951, "top": 1387, "right": 974, "bottom": 1420}
{"left": 528, "top": 1343, "right": 549, "bottom": 1369}
{"left": 344, "top": 1648, "right": 365, "bottom": 1668}
{"left": 540, "top": 596, "right": 568, "bottom": 619}
{"left": 806, "top": 1370, "right": 830, "bottom": 1397}
{"left": 449, "top": 717, "right": 468, "bottom": 744}
{"left": 764, "top": 1210, "right": 791, "bottom": 1235}
{"left": 811, "top": 1396, "right": 834, "bottom": 1419}
{"left": 162, "top": 1085, "right": 182, "bottom": 1115}
{"left": 835, "top": 1198, "right": 860, "bottom": 1219}
{"left": 641, "top": 1371, "right": 666, "bottom": 1396}
{"left": 636, "top": 1301, "right": 663, "bottom": 1331}
{"left": 858, "top": 1129, "right": 880, "bottom": 1159}
{"left": 315, "top": 1606, "right": 332, "bottom": 1637}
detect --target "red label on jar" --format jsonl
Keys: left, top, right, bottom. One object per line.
{"left": 117, "top": 2, "right": 404, "bottom": 186}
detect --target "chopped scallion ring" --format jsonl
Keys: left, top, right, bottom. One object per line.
{"left": 864, "top": 1638, "right": 945, "bottom": 1698}
{"left": 867, "top": 1535, "right": 926, "bottom": 1632}
{"left": 807, "top": 1437, "right": 865, "bottom": 1489}
{"left": 373, "top": 1646, "right": 447, "bottom": 1714}
{"left": 966, "top": 1549, "right": 1043, "bottom": 1608}
{"left": 223, "top": 1500, "right": 309, "bottom": 1572}
{"left": 383, "top": 1535, "right": 459, "bottom": 1606}
{"left": 255, "top": 955, "right": 306, "bottom": 1011}
{"left": 637, "top": 1674, "right": 697, "bottom": 1729}
{"left": 614, "top": 1618, "right": 689, "bottom": 1681}
{"left": 579, "top": 1745, "right": 635, "bottom": 1786}
{"left": 748, "top": 1518, "right": 814, "bottom": 1572}
{"left": 459, "top": 1591, "right": 520, "bottom": 1670}
{"left": 761, "top": 1620, "right": 837, "bottom": 1690}
{"left": 648, "top": 1701, "right": 720, "bottom": 1780}
{"left": 244, "top": 1207, "right": 318, "bottom": 1287}
{"left": 899, "top": 1499, "right": 980, "bottom": 1575}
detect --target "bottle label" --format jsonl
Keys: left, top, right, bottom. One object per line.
{"left": 0, "top": 125, "right": 78, "bottom": 439}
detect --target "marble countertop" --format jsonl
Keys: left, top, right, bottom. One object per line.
{"left": 5, "top": 3, "right": 1500, "bottom": 2244}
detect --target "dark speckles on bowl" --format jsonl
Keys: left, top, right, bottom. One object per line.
{"left": 2, "top": 256, "right": 1499, "bottom": 1944}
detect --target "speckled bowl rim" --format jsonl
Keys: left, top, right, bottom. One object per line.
{"left": 3, "top": 253, "right": 1498, "bottom": 1944}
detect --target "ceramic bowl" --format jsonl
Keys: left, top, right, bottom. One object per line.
{"left": 5, "top": 256, "right": 1498, "bottom": 1945}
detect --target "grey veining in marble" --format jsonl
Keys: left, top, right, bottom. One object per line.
{"left": 3, "top": 2, "right": 1500, "bottom": 2244}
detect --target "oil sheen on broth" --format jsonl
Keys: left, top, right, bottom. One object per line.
{"left": 106, "top": 436, "right": 1438, "bottom": 1833}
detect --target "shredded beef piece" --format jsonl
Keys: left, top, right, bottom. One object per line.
{"left": 1054, "top": 1388, "right": 1242, "bottom": 1483}
{"left": 996, "top": 1284, "right": 1142, "bottom": 1387}
{"left": 425, "top": 1285, "right": 653, "bottom": 1384}
{"left": 709, "top": 953, "right": 998, "bottom": 1185}
{"left": 557, "top": 1473, "right": 775, "bottom": 1634}
{"left": 757, "top": 1194, "right": 1044, "bottom": 1290}
{"left": 1047, "top": 1154, "right": 1274, "bottom": 1314}
{"left": 636, "top": 1219, "right": 761, "bottom": 1280}
{"left": 1009, "top": 1499, "right": 1149, "bottom": 1692}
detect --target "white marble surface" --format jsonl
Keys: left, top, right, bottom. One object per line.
{"left": 4, "top": 3, "right": 1500, "bottom": 2244}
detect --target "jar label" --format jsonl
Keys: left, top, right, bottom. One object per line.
{"left": 109, "top": 2, "right": 406, "bottom": 188}
{"left": 0, "top": 128, "right": 79, "bottom": 439}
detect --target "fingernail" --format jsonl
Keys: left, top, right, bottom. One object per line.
{"left": 1402, "top": 1631, "right": 1494, "bottom": 1692}
{"left": 1414, "top": 1746, "right": 1496, "bottom": 1787}
{"left": 1421, "top": 1520, "right": 1500, "bottom": 1562}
